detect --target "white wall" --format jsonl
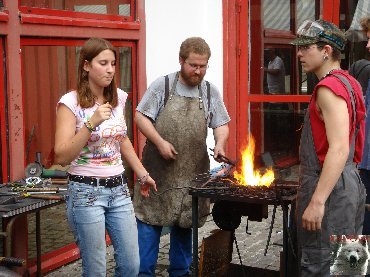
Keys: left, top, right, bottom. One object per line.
{"left": 145, "top": 0, "right": 223, "bottom": 168}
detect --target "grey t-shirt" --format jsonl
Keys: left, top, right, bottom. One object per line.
{"left": 136, "top": 72, "right": 230, "bottom": 129}
{"left": 267, "top": 56, "right": 285, "bottom": 94}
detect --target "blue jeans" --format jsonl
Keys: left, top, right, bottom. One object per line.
{"left": 66, "top": 181, "right": 139, "bottom": 277}
{"left": 136, "top": 219, "right": 192, "bottom": 277}
{"left": 360, "top": 169, "right": 370, "bottom": 235}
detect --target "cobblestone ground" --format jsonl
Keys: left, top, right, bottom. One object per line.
{"left": 44, "top": 205, "right": 285, "bottom": 277}
{"left": 39, "top": 165, "right": 299, "bottom": 276}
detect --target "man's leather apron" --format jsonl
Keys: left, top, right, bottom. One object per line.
{"left": 296, "top": 104, "right": 365, "bottom": 276}
{"left": 134, "top": 74, "right": 210, "bottom": 228}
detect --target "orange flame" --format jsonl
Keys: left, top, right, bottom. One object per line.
{"left": 233, "top": 136, "right": 275, "bottom": 187}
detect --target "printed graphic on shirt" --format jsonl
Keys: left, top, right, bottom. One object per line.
{"left": 330, "top": 235, "right": 370, "bottom": 276}
{"left": 75, "top": 109, "right": 127, "bottom": 166}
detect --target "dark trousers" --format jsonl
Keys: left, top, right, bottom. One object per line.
{"left": 360, "top": 169, "right": 370, "bottom": 235}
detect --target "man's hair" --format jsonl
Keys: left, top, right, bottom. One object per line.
{"left": 360, "top": 17, "right": 370, "bottom": 33}
{"left": 316, "top": 42, "right": 341, "bottom": 61}
{"left": 179, "top": 37, "right": 211, "bottom": 61}
{"left": 77, "top": 37, "right": 118, "bottom": 108}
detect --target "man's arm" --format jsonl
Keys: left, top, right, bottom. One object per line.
{"left": 302, "top": 86, "right": 350, "bottom": 231}
{"left": 213, "top": 124, "right": 229, "bottom": 160}
{"left": 134, "top": 111, "right": 178, "bottom": 160}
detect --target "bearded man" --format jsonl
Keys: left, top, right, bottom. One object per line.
{"left": 133, "top": 37, "right": 230, "bottom": 277}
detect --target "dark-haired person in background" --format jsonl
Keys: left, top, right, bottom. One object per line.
{"left": 357, "top": 16, "right": 370, "bottom": 235}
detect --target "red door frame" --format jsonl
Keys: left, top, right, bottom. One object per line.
{"left": 0, "top": 37, "right": 8, "bottom": 182}
{"left": 1, "top": 1, "right": 146, "bottom": 275}
{"left": 223, "top": 0, "right": 340, "bottom": 161}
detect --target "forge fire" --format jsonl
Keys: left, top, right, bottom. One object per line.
{"left": 233, "top": 135, "right": 275, "bottom": 187}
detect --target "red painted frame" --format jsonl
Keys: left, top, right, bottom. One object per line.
{"left": 0, "top": 38, "right": 8, "bottom": 182}
{"left": 0, "top": 0, "right": 146, "bottom": 274}
{"left": 322, "top": 0, "right": 340, "bottom": 24}
{"left": 223, "top": 0, "right": 339, "bottom": 162}
{"left": 0, "top": 10, "right": 8, "bottom": 22}
{"left": 18, "top": 0, "right": 136, "bottom": 28}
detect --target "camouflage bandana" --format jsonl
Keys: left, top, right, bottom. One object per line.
{"left": 291, "top": 19, "right": 346, "bottom": 51}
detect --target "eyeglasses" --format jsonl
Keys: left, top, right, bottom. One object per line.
{"left": 184, "top": 60, "right": 209, "bottom": 71}
{"left": 297, "top": 44, "right": 317, "bottom": 52}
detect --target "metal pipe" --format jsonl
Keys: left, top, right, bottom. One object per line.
{"left": 5, "top": 216, "right": 17, "bottom": 257}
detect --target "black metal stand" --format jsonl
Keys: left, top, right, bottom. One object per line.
{"left": 282, "top": 203, "right": 289, "bottom": 277}
{"left": 0, "top": 193, "right": 63, "bottom": 276}
{"left": 191, "top": 194, "right": 292, "bottom": 277}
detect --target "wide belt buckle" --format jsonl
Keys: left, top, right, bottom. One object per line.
{"left": 99, "top": 178, "right": 108, "bottom": 187}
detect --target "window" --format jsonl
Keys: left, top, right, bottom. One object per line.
{"left": 263, "top": 0, "right": 290, "bottom": 31}
{"left": 20, "top": 0, "right": 132, "bottom": 16}
{"left": 263, "top": 47, "right": 292, "bottom": 95}
{"left": 250, "top": 102, "right": 303, "bottom": 164}
{"left": 247, "top": 0, "right": 319, "bottom": 165}
{"left": 19, "top": 0, "right": 136, "bottom": 26}
{"left": 297, "top": 0, "right": 316, "bottom": 28}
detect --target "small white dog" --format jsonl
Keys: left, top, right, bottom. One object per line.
{"left": 330, "top": 235, "right": 370, "bottom": 275}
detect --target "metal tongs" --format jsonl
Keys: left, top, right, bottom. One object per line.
{"left": 209, "top": 148, "right": 237, "bottom": 166}
{"left": 193, "top": 150, "right": 237, "bottom": 184}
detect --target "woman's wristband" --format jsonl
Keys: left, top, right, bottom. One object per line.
{"left": 84, "top": 120, "right": 95, "bottom": 132}
{"left": 137, "top": 173, "right": 149, "bottom": 185}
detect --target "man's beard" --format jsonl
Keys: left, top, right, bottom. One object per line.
{"left": 180, "top": 69, "right": 204, "bottom": 86}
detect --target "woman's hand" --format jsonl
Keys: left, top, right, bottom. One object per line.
{"left": 140, "top": 175, "right": 157, "bottom": 198}
{"left": 90, "top": 103, "right": 113, "bottom": 127}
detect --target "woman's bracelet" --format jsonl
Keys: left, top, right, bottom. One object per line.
{"left": 137, "top": 173, "right": 149, "bottom": 186}
{"left": 84, "top": 120, "right": 95, "bottom": 132}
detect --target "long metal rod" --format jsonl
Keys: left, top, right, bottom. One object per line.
{"left": 282, "top": 203, "right": 289, "bottom": 277}
{"left": 264, "top": 204, "right": 277, "bottom": 256}
{"left": 192, "top": 195, "right": 198, "bottom": 277}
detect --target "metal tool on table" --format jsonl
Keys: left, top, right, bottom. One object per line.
{"left": 25, "top": 152, "right": 68, "bottom": 180}
{"left": 24, "top": 152, "right": 43, "bottom": 179}
{"left": 11, "top": 187, "right": 67, "bottom": 193}
{"left": 0, "top": 191, "right": 64, "bottom": 201}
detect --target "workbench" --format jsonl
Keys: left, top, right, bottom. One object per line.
{"left": 0, "top": 186, "right": 65, "bottom": 277}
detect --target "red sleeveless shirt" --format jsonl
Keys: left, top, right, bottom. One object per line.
{"left": 309, "top": 70, "right": 365, "bottom": 166}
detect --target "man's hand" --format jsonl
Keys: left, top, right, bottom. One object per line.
{"left": 140, "top": 175, "right": 157, "bottom": 198}
{"left": 302, "top": 200, "right": 325, "bottom": 231}
{"left": 212, "top": 145, "right": 226, "bottom": 163}
{"left": 157, "top": 140, "right": 178, "bottom": 160}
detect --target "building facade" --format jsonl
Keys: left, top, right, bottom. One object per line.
{"left": 0, "top": 0, "right": 367, "bottom": 275}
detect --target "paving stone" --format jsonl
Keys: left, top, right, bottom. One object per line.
{"left": 43, "top": 166, "right": 299, "bottom": 276}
